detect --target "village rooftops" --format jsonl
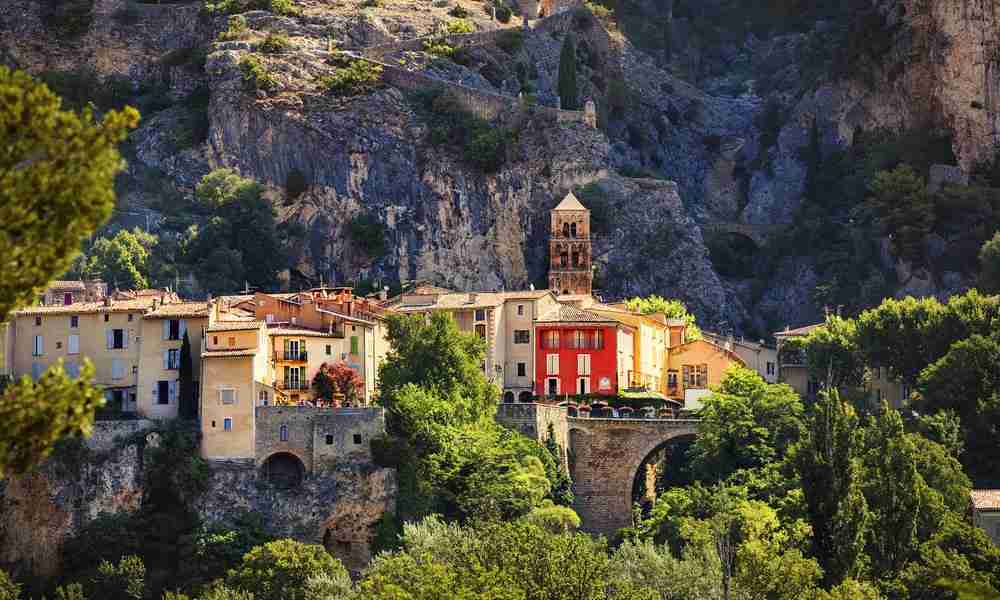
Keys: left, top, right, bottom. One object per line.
{"left": 207, "top": 320, "right": 264, "bottom": 332}
{"left": 552, "top": 192, "right": 587, "bottom": 211}
{"left": 266, "top": 327, "right": 344, "bottom": 338}
{"left": 201, "top": 348, "right": 258, "bottom": 358}
{"left": 972, "top": 490, "right": 1000, "bottom": 511}
{"left": 395, "top": 292, "right": 506, "bottom": 311}
{"left": 144, "top": 301, "right": 211, "bottom": 319}
{"left": 13, "top": 297, "right": 159, "bottom": 315}
{"left": 46, "top": 280, "right": 87, "bottom": 291}
{"left": 534, "top": 303, "right": 619, "bottom": 325}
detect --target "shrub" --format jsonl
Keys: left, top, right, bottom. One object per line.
{"left": 448, "top": 4, "right": 468, "bottom": 17}
{"left": 348, "top": 213, "right": 387, "bottom": 258}
{"left": 285, "top": 168, "right": 308, "bottom": 200}
{"left": 258, "top": 32, "right": 291, "bottom": 54}
{"left": 40, "top": 0, "right": 94, "bottom": 37}
{"left": 359, "top": 0, "right": 380, "bottom": 7}
{"left": 495, "top": 4, "right": 512, "bottom": 23}
{"left": 497, "top": 29, "right": 523, "bottom": 54}
{"left": 216, "top": 15, "right": 249, "bottom": 41}
{"left": 318, "top": 57, "right": 383, "bottom": 96}
{"left": 226, "top": 539, "right": 350, "bottom": 600}
{"left": 422, "top": 39, "right": 455, "bottom": 58}
{"left": 446, "top": 18, "right": 475, "bottom": 34}
{"left": 239, "top": 55, "right": 278, "bottom": 92}
{"left": 162, "top": 47, "right": 208, "bottom": 72}
{"left": 205, "top": 0, "right": 301, "bottom": 15}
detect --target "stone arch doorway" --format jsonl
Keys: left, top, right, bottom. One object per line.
{"left": 262, "top": 452, "right": 305, "bottom": 489}
{"left": 503, "top": 391, "right": 515, "bottom": 404}
{"left": 518, "top": 391, "right": 533, "bottom": 403}
{"left": 629, "top": 434, "right": 697, "bottom": 514}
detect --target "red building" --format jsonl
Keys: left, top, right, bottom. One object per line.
{"left": 533, "top": 304, "right": 634, "bottom": 397}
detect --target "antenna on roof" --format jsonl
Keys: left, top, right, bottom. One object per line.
{"left": 243, "top": 280, "right": 251, "bottom": 295}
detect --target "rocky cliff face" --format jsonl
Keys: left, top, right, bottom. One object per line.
{"left": 4, "top": 0, "right": 999, "bottom": 333}
{"left": 0, "top": 421, "right": 396, "bottom": 581}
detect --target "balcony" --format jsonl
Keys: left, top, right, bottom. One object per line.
{"left": 626, "top": 371, "right": 656, "bottom": 392}
{"left": 276, "top": 380, "right": 308, "bottom": 391}
{"left": 275, "top": 350, "right": 308, "bottom": 362}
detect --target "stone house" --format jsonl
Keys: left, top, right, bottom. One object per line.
{"left": 972, "top": 490, "right": 1000, "bottom": 545}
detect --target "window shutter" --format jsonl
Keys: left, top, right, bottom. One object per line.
{"left": 577, "top": 354, "right": 584, "bottom": 374}
{"left": 163, "top": 320, "right": 169, "bottom": 340}
{"left": 106, "top": 329, "right": 113, "bottom": 349}
{"left": 169, "top": 380, "right": 178, "bottom": 403}
{"left": 152, "top": 382, "right": 159, "bottom": 403}
{"left": 163, "top": 350, "right": 170, "bottom": 370}
{"left": 68, "top": 334, "right": 79, "bottom": 355}
{"left": 179, "top": 320, "right": 187, "bottom": 339}
{"left": 122, "top": 330, "right": 128, "bottom": 349}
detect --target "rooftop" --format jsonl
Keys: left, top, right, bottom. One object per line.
{"left": 774, "top": 323, "right": 824, "bottom": 338}
{"left": 202, "top": 349, "right": 257, "bottom": 358}
{"left": 47, "top": 280, "right": 87, "bottom": 291}
{"left": 267, "top": 327, "right": 342, "bottom": 338}
{"left": 14, "top": 297, "right": 158, "bottom": 316}
{"left": 207, "top": 321, "right": 264, "bottom": 332}
{"left": 552, "top": 192, "right": 588, "bottom": 212}
{"left": 972, "top": 490, "right": 1000, "bottom": 511}
{"left": 395, "top": 292, "right": 506, "bottom": 311}
{"left": 535, "top": 303, "right": 618, "bottom": 325}
{"left": 145, "top": 301, "right": 210, "bottom": 319}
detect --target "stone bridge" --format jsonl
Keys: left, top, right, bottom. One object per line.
{"left": 700, "top": 222, "right": 787, "bottom": 246}
{"left": 496, "top": 404, "right": 699, "bottom": 536}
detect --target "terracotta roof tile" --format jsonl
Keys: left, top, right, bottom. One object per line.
{"left": 14, "top": 298, "right": 157, "bottom": 316}
{"left": 535, "top": 303, "right": 617, "bottom": 324}
{"left": 202, "top": 349, "right": 257, "bottom": 358}
{"left": 267, "top": 327, "right": 342, "bottom": 338}
{"left": 395, "top": 292, "right": 506, "bottom": 311}
{"left": 145, "top": 302, "right": 210, "bottom": 319}
{"left": 207, "top": 321, "right": 263, "bottom": 332}
{"left": 774, "top": 323, "right": 824, "bottom": 337}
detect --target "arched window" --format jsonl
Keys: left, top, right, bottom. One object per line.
{"left": 280, "top": 424, "right": 289, "bottom": 442}
{"left": 503, "top": 391, "right": 515, "bottom": 404}
{"left": 570, "top": 222, "right": 577, "bottom": 237}
{"left": 562, "top": 222, "right": 570, "bottom": 237}
{"left": 572, "top": 251, "right": 580, "bottom": 267}
{"left": 560, "top": 252, "right": 569, "bottom": 267}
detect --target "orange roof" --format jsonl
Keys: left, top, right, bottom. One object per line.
{"left": 14, "top": 298, "right": 157, "bottom": 316}
{"left": 774, "top": 323, "right": 823, "bottom": 338}
{"left": 207, "top": 321, "right": 263, "bottom": 332}
{"left": 145, "top": 302, "right": 210, "bottom": 319}
{"left": 202, "top": 349, "right": 257, "bottom": 358}
{"left": 971, "top": 490, "right": 1000, "bottom": 510}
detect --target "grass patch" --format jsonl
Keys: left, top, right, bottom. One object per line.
{"left": 203, "top": 0, "right": 300, "bottom": 16}
{"left": 318, "top": 56, "right": 383, "bottom": 96}
{"left": 412, "top": 89, "right": 512, "bottom": 173}
{"left": 239, "top": 55, "right": 278, "bottom": 91}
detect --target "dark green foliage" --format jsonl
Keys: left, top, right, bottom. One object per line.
{"left": 706, "top": 233, "right": 757, "bottom": 279}
{"left": 37, "top": 68, "right": 133, "bottom": 112}
{"left": 203, "top": 0, "right": 301, "bottom": 16}
{"left": 239, "top": 55, "right": 277, "bottom": 91}
{"left": 544, "top": 424, "right": 574, "bottom": 507}
{"left": 980, "top": 232, "right": 1000, "bottom": 293}
{"left": 179, "top": 332, "right": 195, "bottom": 420}
{"left": 225, "top": 539, "right": 350, "bottom": 600}
{"left": 318, "top": 56, "right": 383, "bottom": 96}
{"left": 496, "top": 29, "right": 523, "bottom": 54}
{"left": 370, "top": 513, "right": 404, "bottom": 555}
{"left": 868, "top": 164, "right": 935, "bottom": 266}
{"left": 793, "top": 390, "right": 868, "bottom": 586}
{"left": 162, "top": 47, "right": 208, "bottom": 72}
{"left": 62, "top": 513, "right": 144, "bottom": 584}
{"left": 348, "top": 213, "right": 386, "bottom": 258}
{"left": 495, "top": 4, "right": 512, "bottom": 23}
{"left": 257, "top": 32, "right": 291, "bottom": 54}
{"left": 414, "top": 89, "right": 511, "bottom": 173}
{"left": 176, "top": 515, "right": 272, "bottom": 594}
{"left": 40, "top": 0, "right": 95, "bottom": 37}
{"left": 92, "top": 556, "right": 145, "bottom": 600}
{"left": 448, "top": 4, "right": 468, "bottom": 17}
{"left": 557, "top": 35, "right": 578, "bottom": 110}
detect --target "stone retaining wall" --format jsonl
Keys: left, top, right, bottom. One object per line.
{"left": 87, "top": 419, "right": 156, "bottom": 453}
{"left": 254, "top": 406, "right": 384, "bottom": 474}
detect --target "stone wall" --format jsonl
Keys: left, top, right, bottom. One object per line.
{"left": 255, "top": 405, "right": 385, "bottom": 474}
{"left": 86, "top": 419, "right": 157, "bottom": 453}
{"left": 359, "top": 28, "right": 517, "bottom": 60}
{"left": 495, "top": 403, "right": 569, "bottom": 467}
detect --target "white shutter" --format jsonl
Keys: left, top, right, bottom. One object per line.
{"left": 152, "top": 382, "right": 158, "bottom": 403}
{"left": 163, "top": 350, "right": 170, "bottom": 370}
{"left": 122, "top": 330, "right": 128, "bottom": 349}
{"left": 163, "top": 320, "right": 169, "bottom": 340}
{"left": 111, "top": 359, "right": 123, "bottom": 380}
{"left": 68, "top": 334, "right": 79, "bottom": 355}
{"left": 169, "top": 380, "right": 178, "bottom": 403}
{"left": 547, "top": 354, "right": 559, "bottom": 375}
{"left": 31, "top": 363, "right": 43, "bottom": 380}
{"left": 106, "top": 329, "right": 113, "bottom": 349}
{"left": 179, "top": 320, "right": 187, "bottom": 339}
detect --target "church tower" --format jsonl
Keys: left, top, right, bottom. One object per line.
{"left": 548, "top": 192, "right": 592, "bottom": 296}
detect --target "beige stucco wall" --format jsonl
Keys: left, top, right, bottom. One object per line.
{"left": 668, "top": 339, "right": 743, "bottom": 396}
{"left": 137, "top": 316, "right": 207, "bottom": 419}
{"left": 200, "top": 327, "right": 268, "bottom": 459}
{"left": 975, "top": 511, "right": 1000, "bottom": 546}
{"left": 866, "top": 367, "right": 908, "bottom": 410}
{"left": 502, "top": 300, "right": 536, "bottom": 393}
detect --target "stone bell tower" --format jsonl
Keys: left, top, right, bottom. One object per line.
{"left": 548, "top": 192, "right": 592, "bottom": 296}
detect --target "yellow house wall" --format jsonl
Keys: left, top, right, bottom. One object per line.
{"left": 502, "top": 300, "right": 536, "bottom": 393}
{"left": 11, "top": 311, "right": 143, "bottom": 402}
{"left": 867, "top": 367, "right": 908, "bottom": 410}
{"left": 200, "top": 328, "right": 268, "bottom": 459}
{"left": 667, "top": 339, "right": 743, "bottom": 395}
{"left": 137, "top": 316, "right": 207, "bottom": 419}
{"left": 206, "top": 329, "right": 259, "bottom": 351}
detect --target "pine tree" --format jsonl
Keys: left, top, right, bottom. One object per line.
{"left": 178, "top": 331, "right": 196, "bottom": 419}
{"left": 792, "top": 389, "right": 869, "bottom": 586}
{"left": 557, "top": 35, "right": 578, "bottom": 110}
{"left": 545, "top": 423, "right": 574, "bottom": 506}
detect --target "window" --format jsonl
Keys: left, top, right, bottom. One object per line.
{"left": 474, "top": 309, "right": 486, "bottom": 322}
{"left": 220, "top": 388, "right": 235, "bottom": 405}
{"left": 157, "top": 380, "right": 170, "bottom": 405}
{"left": 543, "top": 330, "right": 560, "bottom": 349}
{"left": 547, "top": 377, "right": 559, "bottom": 395}
{"left": 104, "top": 314, "right": 109, "bottom": 322}
{"left": 227, "top": 337, "right": 236, "bottom": 348}
{"left": 32, "top": 335, "right": 43, "bottom": 356}
{"left": 475, "top": 324, "right": 487, "bottom": 338}
{"left": 353, "top": 434, "right": 363, "bottom": 445}
{"left": 667, "top": 371, "right": 678, "bottom": 388}
{"left": 546, "top": 353, "right": 559, "bottom": 375}
{"left": 127, "top": 313, "right": 133, "bottom": 322}
{"left": 106, "top": 328, "right": 125, "bottom": 350}
{"left": 111, "top": 359, "right": 125, "bottom": 380}
{"left": 682, "top": 365, "right": 691, "bottom": 388}
{"left": 517, "top": 362, "right": 527, "bottom": 377}
{"left": 326, "top": 434, "right": 334, "bottom": 445}
{"left": 578, "top": 377, "right": 589, "bottom": 395}
{"left": 63, "top": 292, "right": 72, "bottom": 305}
{"left": 34, "top": 316, "right": 41, "bottom": 326}
{"left": 70, "top": 315, "right": 79, "bottom": 328}
{"left": 593, "top": 329, "right": 604, "bottom": 349}
{"left": 572, "top": 330, "right": 587, "bottom": 349}
{"left": 164, "top": 319, "right": 184, "bottom": 340}
{"left": 31, "top": 362, "right": 43, "bottom": 380}
{"left": 577, "top": 354, "right": 591, "bottom": 376}
{"left": 570, "top": 222, "right": 577, "bottom": 237}
{"left": 280, "top": 424, "right": 289, "bottom": 442}
{"left": 562, "top": 222, "right": 570, "bottom": 237}
{"left": 224, "top": 418, "right": 232, "bottom": 432}
{"left": 132, "top": 366, "right": 138, "bottom": 376}
{"left": 265, "top": 314, "right": 274, "bottom": 324}
{"left": 517, "top": 304, "right": 525, "bottom": 316}
{"left": 695, "top": 364, "right": 708, "bottom": 388}
{"left": 514, "top": 330, "right": 530, "bottom": 344}
{"left": 164, "top": 348, "right": 180, "bottom": 370}
{"left": 213, "top": 336, "right": 218, "bottom": 345}
{"left": 901, "top": 384, "right": 911, "bottom": 403}
{"left": 350, "top": 336, "right": 359, "bottom": 355}
{"left": 259, "top": 390, "right": 269, "bottom": 405}
{"left": 766, "top": 361, "right": 775, "bottom": 376}
{"left": 326, "top": 344, "right": 332, "bottom": 356}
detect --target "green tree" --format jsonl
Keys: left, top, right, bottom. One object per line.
{"left": 792, "top": 390, "right": 868, "bottom": 586}
{"left": 176, "top": 515, "right": 272, "bottom": 593}
{"left": 689, "top": 367, "right": 805, "bottom": 483}
{"left": 623, "top": 295, "right": 702, "bottom": 339}
{"left": 557, "top": 34, "right": 578, "bottom": 110}
{"left": 0, "top": 67, "right": 137, "bottom": 476}
{"left": 226, "top": 539, "right": 350, "bottom": 600}
{"left": 979, "top": 232, "right": 1000, "bottom": 293}
{"left": 869, "top": 164, "right": 934, "bottom": 265}
{"left": 799, "top": 315, "right": 866, "bottom": 389}
{"left": 92, "top": 555, "right": 146, "bottom": 600}
{"left": 83, "top": 228, "right": 156, "bottom": 290}
{"left": 378, "top": 312, "right": 498, "bottom": 422}
{"left": 522, "top": 501, "right": 582, "bottom": 533}
{"left": 855, "top": 295, "right": 946, "bottom": 387}
{"left": 178, "top": 331, "right": 196, "bottom": 419}
{"left": 0, "top": 66, "right": 138, "bottom": 321}
{"left": 0, "top": 570, "right": 20, "bottom": 600}
{"left": 544, "top": 423, "right": 574, "bottom": 506}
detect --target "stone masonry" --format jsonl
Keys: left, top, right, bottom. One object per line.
{"left": 254, "top": 406, "right": 385, "bottom": 474}
{"left": 496, "top": 403, "right": 699, "bottom": 535}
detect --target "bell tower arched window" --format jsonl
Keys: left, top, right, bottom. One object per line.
{"left": 570, "top": 222, "right": 577, "bottom": 237}
{"left": 562, "top": 222, "right": 570, "bottom": 237}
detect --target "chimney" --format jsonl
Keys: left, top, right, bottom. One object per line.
{"left": 469, "top": 293, "right": 478, "bottom": 304}
{"left": 379, "top": 286, "right": 389, "bottom": 302}
{"left": 103, "top": 296, "right": 112, "bottom": 307}
{"left": 152, "top": 298, "right": 159, "bottom": 311}
{"left": 206, "top": 293, "right": 213, "bottom": 310}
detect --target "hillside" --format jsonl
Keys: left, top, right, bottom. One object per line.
{"left": 5, "top": 0, "right": 1000, "bottom": 335}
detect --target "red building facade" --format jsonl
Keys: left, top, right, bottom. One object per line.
{"left": 533, "top": 305, "right": 632, "bottom": 398}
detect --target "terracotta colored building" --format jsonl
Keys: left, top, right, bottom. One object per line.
{"left": 533, "top": 304, "right": 634, "bottom": 398}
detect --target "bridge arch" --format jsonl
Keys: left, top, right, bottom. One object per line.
{"left": 566, "top": 417, "right": 699, "bottom": 535}
{"left": 628, "top": 433, "right": 698, "bottom": 511}
{"left": 261, "top": 451, "right": 306, "bottom": 489}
